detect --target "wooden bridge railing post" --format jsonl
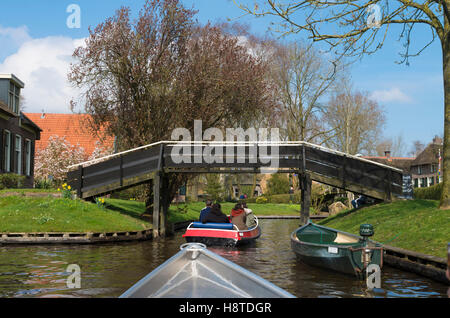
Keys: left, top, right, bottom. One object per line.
{"left": 153, "top": 144, "right": 165, "bottom": 238}
{"left": 153, "top": 172, "right": 161, "bottom": 238}
{"left": 300, "top": 172, "right": 311, "bottom": 225}
{"left": 77, "top": 165, "right": 83, "bottom": 199}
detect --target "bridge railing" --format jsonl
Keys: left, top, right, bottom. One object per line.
{"left": 67, "top": 141, "right": 403, "bottom": 200}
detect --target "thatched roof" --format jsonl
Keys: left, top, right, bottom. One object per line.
{"left": 363, "top": 156, "right": 415, "bottom": 173}
{"left": 412, "top": 143, "right": 442, "bottom": 166}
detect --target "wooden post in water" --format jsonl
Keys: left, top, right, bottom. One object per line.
{"left": 159, "top": 174, "right": 170, "bottom": 237}
{"left": 300, "top": 173, "right": 311, "bottom": 225}
{"left": 153, "top": 173, "right": 161, "bottom": 238}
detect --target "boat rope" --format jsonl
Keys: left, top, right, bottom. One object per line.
{"left": 380, "top": 233, "right": 401, "bottom": 244}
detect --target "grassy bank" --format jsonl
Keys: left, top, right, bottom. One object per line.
{"left": 318, "top": 199, "right": 450, "bottom": 258}
{"left": 0, "top": 194, "right": 302, "bottom": 233}
{"left": 0, "top": 196, "right": 150, "bottom": 233}
{"left": 105, "top": 199, "right": 302, "bottom": 223}
{"left": 167, "top": 201, "right": 302, "bottom": 223}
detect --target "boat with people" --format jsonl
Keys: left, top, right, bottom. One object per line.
{"left": 182, "top": 216, "right": 261, "bottom": 247}
{"left": 120, "top": 243, "right": 295, "bottom": 298}
{"left": 290, "top": 221, "right": 383, "bottom": 279}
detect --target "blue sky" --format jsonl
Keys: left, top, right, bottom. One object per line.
{"left": 0, "top": 0, "right": 444, "bottom": 155}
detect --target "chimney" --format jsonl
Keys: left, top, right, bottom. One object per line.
{"left": 41, "top": 109, "right": 45, "bottom": 119}
{"left": 433, "top": 136, "right": 443, "bottom": 145}
{"left": 385, "top": 150, "right": 392, "bottom": 161}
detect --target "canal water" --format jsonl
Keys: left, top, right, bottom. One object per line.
{"left": 0, "top": 219, "right": 448, "bottom": 298}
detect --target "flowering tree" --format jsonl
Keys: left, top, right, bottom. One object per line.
{"left": 34, "top": 136, "right": 86, "bottom": 184}
{"left": 88, "top": 141, "right": 114, "bottom": 161}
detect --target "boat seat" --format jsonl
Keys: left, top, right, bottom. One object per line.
{"left": 191, "top": 222, "right": 234, "bottom": 230}
{"left": 297, "top": 228, "right": 336, "bottom": 244}
{"left": 333, "top": 233, "right": 359, "bottom": 244}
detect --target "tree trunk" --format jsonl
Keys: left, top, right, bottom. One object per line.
{"left": 440, "top": 14, "right": 450, "bottom": 210}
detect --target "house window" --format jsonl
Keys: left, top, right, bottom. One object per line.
{"left": 417, "top": 165, "right": 422, "bottom": 175}
{"left": 25, "top": 139, "right": 31, "bottom": 176}
{"left": 8, "top": 82, "right": 20, "bottom": 114}
{"left": 420, "top": 177, "right": 426, "bottom": 188}
{"left": 428, "top": 177, "right": 434, "bottom": 187}
{"left": 414, "top": 178, "right": 418, "bottom": 188}
{"left": 15, "top": 135, "right": 22, "bottom": 175}
{"left": 3, "top": 130, "right": 11, "bottom": 172}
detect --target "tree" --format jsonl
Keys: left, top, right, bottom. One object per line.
{"left": 236, "top": 0, "right": 450, "bottom": 208}
{"left": 204, "top": 174, "right": 224, "bottom": 202}
{"left": 267, "top": 173, "right": 290, "bottom": 195}
{"left": 376, "top": 135, "right": 407, "bottom": 157}
{"left": 324, "top": 84, "right": 386, "bottom": 155}
{"left": 409, "top": 140, "right": 426, "bottom": 157}
{"left": 69, "top": 0, "right": 276, "bottom": 209}
{"left": 34, "top": 136, "right": 86, "bottom": 185}
{"left": 272, "top": 41, "right": 341, "bottom": 143}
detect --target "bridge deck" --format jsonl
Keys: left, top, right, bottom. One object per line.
{"left": 67, "top": 141, "right": 405, "bottom": 201}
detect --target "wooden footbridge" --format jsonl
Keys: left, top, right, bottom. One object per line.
{"left": 67, "top": 141, "right": 407, "bottom": 237}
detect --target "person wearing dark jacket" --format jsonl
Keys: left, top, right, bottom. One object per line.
{"left": 202, "top": 203, "right": 229, "bottom": 224}
{"left": 230, "top": 203, "right": 248, "bottom": 231}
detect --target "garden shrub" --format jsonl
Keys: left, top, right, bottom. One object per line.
{"left": 255, "top": 196, "right": 268, "bottom": 204}
{"left": 414, "top": 183, "right": 442, "bottom": 200}
{"left": 266, "top": 173, "right": 290, "bottom": 195}
{"left": 0, "top": 173, "right": 26, "bottom": 189}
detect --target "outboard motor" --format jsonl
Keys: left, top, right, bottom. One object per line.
{"left": 359, "top": 224, "right": 375, "bottom": 267}
{"left": 359, "top": 224, "right": 374, "bottom": 241}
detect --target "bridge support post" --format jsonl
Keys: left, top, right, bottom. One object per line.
{"left": 153, "top": 173, "right": 161, "bottom": 238}
{"left": 159, "top": 174, "right": 170, "bottom": 237}
{"left": 300, "top": 173, "right": 311, "bottom": 225}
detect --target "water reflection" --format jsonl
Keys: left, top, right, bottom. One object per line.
{"left": 0, "top": 219, "right": 447, "bottom": 298}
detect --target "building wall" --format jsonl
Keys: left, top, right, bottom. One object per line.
{"left": 411, "top": 163, "right": 440, "bottom": 188}
{"left": 0, "top": 115, "right": 37, "bottom": 188}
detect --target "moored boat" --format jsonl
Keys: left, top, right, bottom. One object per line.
{"left": 182, "top": 216, "right": 261, "bottom": 247}
{"left": 120, "top": 243, "right": 295, "bottom": 298}
{"left": 290, "top": 221, "right": 383, "bottom": 279}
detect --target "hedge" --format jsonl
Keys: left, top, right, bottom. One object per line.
{"left": 0, "top": 173, "right": 26, "bottom": 190}
{"left": 413, "top": 183, "right": 442, "bottom": 200}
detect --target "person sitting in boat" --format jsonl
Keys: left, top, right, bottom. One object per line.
{"left": 199, "top": 199, "right": 213, "bottom": 223}
{"left": 231, "top": 203, "right": 248, "bottom": 231}
{"left": 351, "top": 195, "right": 367, "bottom": 209}
{"left": 242, "top": 202, "right": 257, "bottom": 228}
{"left": 202, "top": 203, "right": 230, "bottom": 224}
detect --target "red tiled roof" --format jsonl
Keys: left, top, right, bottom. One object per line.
{"left": 24, "top": 113, "right": 114, "bottom": 157}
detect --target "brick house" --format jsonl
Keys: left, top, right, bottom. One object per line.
{"left": 0, "top": 74, "right": 42, "bottom": 188}
{"left": 24, "top": 113, "right": 115, "bottom": 158}
{"left": 409, "top": 137, "right": 443, "bottom": 188}
{"left": 364, "top": 136, "right": 443, "bottom": 189}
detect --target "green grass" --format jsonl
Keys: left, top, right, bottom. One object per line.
{"left": 105, "top": 199, "right": 303, "bottom": 224}
{"left": 167, "top": 201, "right": 302, "bottom": 223}
{"left": 0, "top": 196, "right": 150, "bottom": 233}
{"left": 0, "top": 188, "right": 59, "bottom": 195}
{"left": 318, "top": 199, "right": 450, "bottom": 258}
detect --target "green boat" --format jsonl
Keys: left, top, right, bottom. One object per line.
{"left": 290, "top": 221, "right": 383, "bottom": 279}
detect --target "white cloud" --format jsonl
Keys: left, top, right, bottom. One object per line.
{"left": 369, "top": 87, "right": 413, "bottom": 104}
{"left": 0, "top": 27, "right": 84, "bottom": 113}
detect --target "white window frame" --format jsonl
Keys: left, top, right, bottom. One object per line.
{"left": 25, "top": 139, "right": 31, "bottom": 176}
{"left": 4, "top": 130, "right": 11, "bottom": 172}
{"left": 15, "top": 135, "right": 22, "bottom": 175}
{"left": 8, "top": 82, "right": 20, "bottom": 114}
